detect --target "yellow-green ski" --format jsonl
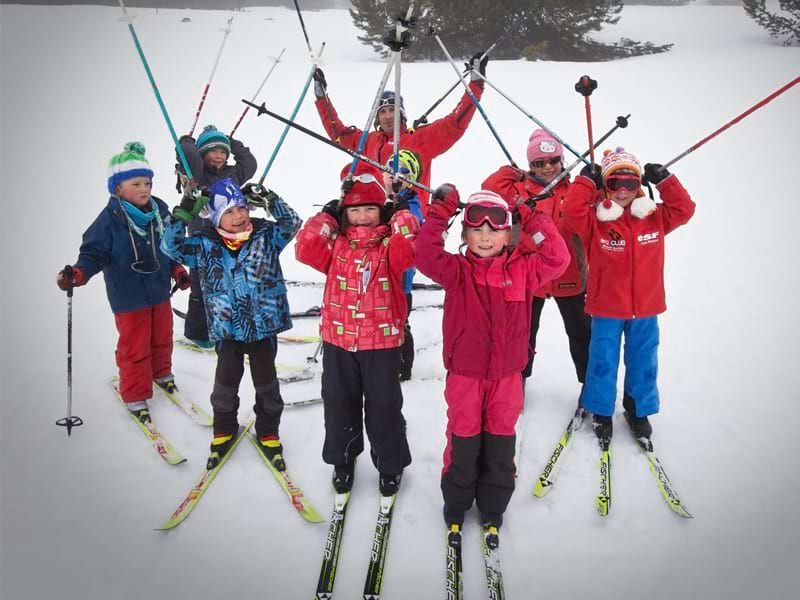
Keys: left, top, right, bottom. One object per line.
{"left": 596, "top": 438, "right": 612, "bottom": 516}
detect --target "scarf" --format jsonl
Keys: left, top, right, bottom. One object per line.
{"left": 216, "top": 223, "right": 254, "bottom": 252}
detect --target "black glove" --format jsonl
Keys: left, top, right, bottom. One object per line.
{"left": 179, "top": 135, "right": 195, "bottom": 145}
{"left": 173, "top": 190, "right": 209, "bottom": 224}
{"left": 321, "top": 199, "right": 340, "bottom": 219}
{"left": 467, "top": 51, "right": 488, "bottom": 82}
{"left": 313, "top": 67, "right": 327, "bottom": 98}
{"left": 241, "top": 182, "right": 278, "bottom": 211}
{"left": 643, "top": 163, "right": 670, "bottom": 186}
{"left": 580, "top": 163, "right": 603, "bottom": 190}
{"left": 383, "top": 27, "right": 412, "bottom": 51}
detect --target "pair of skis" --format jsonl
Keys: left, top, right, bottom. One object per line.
{"left": 533, "top": 407, "right": 692, "bottom": 518}
{"left": 446, "top": 523, "right": 506, "bottom": 600}
{"left": 314, "top": 491, "right": 398, "bottom": 600}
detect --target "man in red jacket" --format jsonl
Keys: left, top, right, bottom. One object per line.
{"left": 311, "top": 55, "right": 487, "bottom": 210}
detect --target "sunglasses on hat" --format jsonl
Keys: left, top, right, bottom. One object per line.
{"left": 463, "top": 202, "right": 512, "bottom": 231}
{"left": 605, "top": 175, "right": 641, "bottom": 192}
{"left": 530, "top": 156, "right": 562, "bottom": 169}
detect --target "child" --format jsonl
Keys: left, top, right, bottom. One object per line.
{"left": 415, "top": 185, "right": 569, "bottom": 533}
{"left": 294, "top": 162, "right": 419, "bottom": 496}
{"left": 564, "top": 148, "right": 696, "bottom": 440}
{"left": 56, "top": 142, "right": 191, "bottom": 423}
{"left": 382, "top": 149, "right": 424, "bottom": 381}
{"left": 177, "top": 125, "right": 258, "bottom": 349}
{"left": 482, "top": 129, "right": 592, "bottom": 391}
{"left": 161, "top": 177, "right": 302, "bottom": 470}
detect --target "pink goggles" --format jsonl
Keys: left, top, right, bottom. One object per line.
{"left": 462, "top": 201, "right": 512, "bottom": 230}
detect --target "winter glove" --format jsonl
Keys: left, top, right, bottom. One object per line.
{"left": 321, "top": 199, "right": 341, "bottom": 220}
{"left": 241, "top": 182, "right": 278, "bottom": 211}
{"left": 313, "top": 67, "right": 327, "bottom": 98}
{"left": 171, "top": 265, "right": 191, "bottom": 291}
{"left": 580, "top": 163, "right": 603, "bottom": 190}
{"left": 173, "top": 189, "right": 209, "bottom": 224}
{"left": 56, "top": 265, "right": 86, "bottom": 291}
{"left": 643, "top": 163, "right": 671, "bottom": 186}
{"left": 467, "top": 51, "right": 488, "bottom": 82}
{"left": 428, "top": 184, "right": 460, "bottom": 220}
{"left": 383, "top": 26, "right": 412, "bottom": 52}
{"left": 390, "top": 208, "right": 420, "bottom": 239}
{"left": 179, "top": 134, "right": 195, "bottom": 146}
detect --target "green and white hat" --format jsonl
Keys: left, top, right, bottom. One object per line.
{"left": 107, "top": 141, "right": 154, "bottom": 193}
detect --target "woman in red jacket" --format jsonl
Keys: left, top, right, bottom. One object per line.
{"left": 563, "top": 148, "right": 695, "bottom": 441}
{"left": 294, "top": 162, "right": 419, "bottom": 498}
{"left": 416, "top": 186, "right": 569, "bottom": 536}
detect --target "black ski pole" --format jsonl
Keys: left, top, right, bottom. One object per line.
{"left": 56, "top": 266, "right": 84, "bottom": 436}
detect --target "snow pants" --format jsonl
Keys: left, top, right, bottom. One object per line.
{"left": 114, "top": 300, "right": 173, "bottom": 404}
{"left": 581, "top": 316, "right": 660, "bottom": 418}
{"left": 399, "top": 292, "right": 414, "bottom": 378}
{"left": 210, "top": 337, "right": 283, "bottom": 439}
{"left": 441, "top": 372, "right": 524, "bottom": 516}
{"left": 321, "top": 343, "right": 411, "bottom": 476}
{"left": 184, "top": 216, "right": 210, "bottom": 342}
{"left": 523, "top": 293, "right": 592, "bottom": 383}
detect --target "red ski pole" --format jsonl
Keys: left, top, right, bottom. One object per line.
{"left": 664, "top": 76, "right": 800, "bottom": 169}
{"left": 575, "top": 75, "right": 598, "bottom": 164}
{"left": 188, "top": 17, "right": 234, "bottom": 137}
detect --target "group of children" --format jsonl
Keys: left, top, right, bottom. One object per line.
{"left": 58, "top": 112, "right": 694, "bottom": 533}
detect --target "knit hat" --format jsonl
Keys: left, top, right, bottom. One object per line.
{"left": 107, "top": 142, "right": 154, "bottom": 193}
{"left": 207, "top": 178, "right": 247, "bottom": 226}
{"left": 386, "top": 149, "right": 422, "bottom": 183}
{"left": 196, "top": 125, "right": 231, "bottom": 157}
{"left": 374, "top": 91, "right": 407, "bottom": 127}
{"left": 600, "top": 146, "right": 642, "bottom": 182}
{"left": 341, "top": 162, "right": 387, "bottom": 208}
{"left": 526, "top": 128, "right": 563, "bottom": 164}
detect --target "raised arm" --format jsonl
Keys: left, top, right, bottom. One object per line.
{"left": 230, "top": 137, "right": 258, "bottom": 183}
{"left": 294, "top": 205, "right": 339, "bottom": 274}
{"left": 414, "top": 185, "right": 462, "bottom": 289}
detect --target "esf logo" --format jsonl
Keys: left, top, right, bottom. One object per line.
{"left": 637, "top": 231, "right": 660, "bottom": 245}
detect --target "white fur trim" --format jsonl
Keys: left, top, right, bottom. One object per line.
{"left": 596, "top": 200, "right": 624, "bottom": 222}
{"left": 630, "top": 196, "right": 657, "bottom": 219}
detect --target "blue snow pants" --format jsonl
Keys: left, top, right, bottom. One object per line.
{"left": 581, "top": 316, "right": 660, "bottom": 417}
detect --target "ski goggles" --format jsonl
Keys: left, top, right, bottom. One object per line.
{"left": 605, "top": 175, "right": 641, "bottom": 192}
{"left": 462, "top": 202, "right": 512, "bottom": 230}
{"left": 530, "top": 156, "right": 563, "bottom": 169}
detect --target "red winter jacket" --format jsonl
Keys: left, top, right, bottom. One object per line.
{"left": 294, "top": 210, "right": 418, "bottom": 352}
{"left": 562, "top": 175, "right": 695, "bottom": 319}
{"left": 415, "top": 207, "right": 570, "bottom": 381}
{"left": 482, "top": 165, "right": 588, "bottom": 299}
{"left": 315, "top": 81, "right": 484, "bottom": 209}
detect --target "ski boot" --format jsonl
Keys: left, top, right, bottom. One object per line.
{"left": 378, "top": 472, "right": 402, "bottom": 496}
{"left": 332, "top": 463, "right": 355, "bottom": 494}
{"left": 206, "top": 432, "right": 235, "bottom": 470}
{"left": 127, "top": 400, "right": 151, "bottom": 425}
{"left": 258, "top": 435, "right": 286, "bottom": 472}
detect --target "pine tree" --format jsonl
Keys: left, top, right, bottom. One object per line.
{"left": 743, "top": 0, "right": 800, "bottom": 46}
{"left": 349, "top": 0, "right": 673, "bottom": 62}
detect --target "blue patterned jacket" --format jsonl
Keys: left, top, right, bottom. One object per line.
{"left": 161, "top": 196, "right": 302, "bottom": 342}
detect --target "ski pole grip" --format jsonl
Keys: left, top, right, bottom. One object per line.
{"left": 575, "top": 76, "right": 598, "bottom": 97}
{"left": 616, "top": 114, "right": 630, "bottom": 128}
{"left": 63, "top": 264, "right": 75, "bottom": 297}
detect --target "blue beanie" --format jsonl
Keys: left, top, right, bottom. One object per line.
{"left": 207, "top": 178, "right": 247, "bottom": 226}
{"left": 107, "top": 142, "right": 154, "bottom": 193}
{"left": 196, "top": 125, "right": 231, "bottom": 157}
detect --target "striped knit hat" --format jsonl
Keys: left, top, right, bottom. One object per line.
{"left": 196, "top": 125, "right": 231, "bottom": 157}
{"left": 107, "top": 142, "right": 154, "bottom": 193}
{"left": 600, "top": 146, "right": 642, "bottom": 182}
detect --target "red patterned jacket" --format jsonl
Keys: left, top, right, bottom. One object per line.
{"left": 415, "top": 206, "right": 570, "bottom": 381}
{"left": 295, "top": 210, "right": 418, "bottom": 351}
{"left": 562, "top": 175, "right": 695, "bottom": 319}
{"left": 482, "top": 165, "right": 587, "bottom": 299}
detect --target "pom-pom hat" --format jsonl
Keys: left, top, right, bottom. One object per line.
{"left": 196, "top": 125, "right": 231, "bottom": 157}
{"left": 207, "top": 178, "right": 247, "bottom": 226}
{"left": 107, "top": 141, "right": 154, "bottom": 193}
{"left": 340, "top": 162, "right": 387, "bottom": 208}
{"left": 527, "top": 128, "right": 563, "bottom": 164}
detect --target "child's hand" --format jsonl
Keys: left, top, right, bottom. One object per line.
{"left": 56, "top": 265, "right": 86, "bottom": 291}
{"left": 579, "top": 163, "right": 603, "bottom": 190}
{"left": 173, "top": 190, "right": 209, "bottom": 224}
{"left": 241, "top": 183, "right": 277, "bottom": 211}
{"left": 321, "top": 199, "right": 340, "bottom": 219}
{"left": 428, "top": 184, "right": 460, "bottom": 220}
{"left": 643, "top": 163, "right": 670, "bottom": 185}
{"left": 171, "top": 266, "right": 191, "bottom": 291}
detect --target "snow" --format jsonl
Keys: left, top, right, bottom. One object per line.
{"left": 1, "top": 3, "right": 799, "bottom": 599}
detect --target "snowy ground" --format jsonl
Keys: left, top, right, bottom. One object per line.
{"left": 2, "top": 3, "right": 799, "bottom": 600}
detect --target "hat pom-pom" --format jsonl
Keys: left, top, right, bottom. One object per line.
{"left": 124, "top": 141, "right": 146, "bottom": 155}
{"left": 615, "top": 146, "right": 625, "bottom": 153}
{"left": 602, "top": 199, "right": 612, "bottom": 209}
{"left": 202, "top": 124, "right": 217, "bottom": 132}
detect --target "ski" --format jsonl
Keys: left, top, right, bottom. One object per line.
{"left": 284, "top": 397, "right": 323, "bottom": 408}
{"left": 315, "top": 492, "right": 351, "bottom": 600}
{"left": 110, "top": 378, "right": 186, "bottom": 465}
{"left": 363, "top": 494, "right": 397, "bottom": 599}
{"left": 445, "top": 524, "right": 463, "bottom": 600}
{"left": 290, "top": 306, "right": 322, "bottom": 319}
{"left": 247, "top": 432, "right": 324, "bottom": 523}
{"left": 156, "top": 419, "right": 254, "bottom": 530}
{"left": 482, "top": 526, "right": 505, "bottom": 600}
{"left": 596, "top": 437, "right": 612, "bottom": 516}
{"left": 153, "top": 380, "right": 213, "bottom": 426}
{"left": 278, "top": 334, "right": 321, "bottom": 344}
{"left": 533, "top": 407, "right": 586, "bottom": 497}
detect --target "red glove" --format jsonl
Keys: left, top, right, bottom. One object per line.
{"left": 427, "top": 183, "right": 460, "bottom": 220}
{"left": 171, "top": 265, "right": 191, "bottom": 291}
{"left": 56, "top": 266, "right": 86, "bottom": 291}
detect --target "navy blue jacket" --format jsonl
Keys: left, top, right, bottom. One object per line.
{"left": 75, "top": 196, "right": 177, "bottom": 314}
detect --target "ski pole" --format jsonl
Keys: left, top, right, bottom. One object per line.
{"left": 293, "top": 0, "right": 314, "bottom": 52}
{"left": 433, "top": 30, "right": 516, "bottom": 166}
{"left": 117, "top": 0, "right": 194, "bottom": 182}
{"left": 532, "top": 114, "right": 630, "bottom": 201}
{"left": 258, "top": 42, "right": 326, "bottom": 184}
{"left": 575, "top": 75, "right": 598, "bottom": 165}
{"left": 188, "top": 16, "right": 234, "bottom": 137}
{"left": 243, "top": 100, "right": 432, "bottom": 193}
{"left": 663, "top": 75, "right": 800, "bottom": 170}
{"left": 475, "top": 71, "right": 590, "bottom": 166}
{"left": 412, "top": 0, "right": 540, "bottom": 129}
{"left": 56, "top": 266, "right": 84, "bottom": 436}
{"left": 391, "top": 3, "right": 417, "bottom": 182}
{"left": 230, "top": 47, "right": 286, "bottom": 138}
